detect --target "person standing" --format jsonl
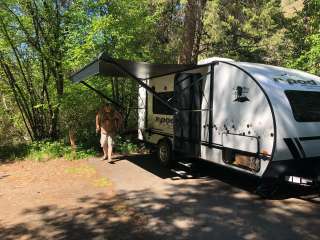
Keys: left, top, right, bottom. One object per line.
{"left": 96, "top": 103, "right": 122, "bottom": 161}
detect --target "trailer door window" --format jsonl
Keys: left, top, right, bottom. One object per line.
{"left": 285, "top": 90, "right": 320, "bottom": 122}
{"left": 153, "top": 91, "right": 175, "bottom": 115}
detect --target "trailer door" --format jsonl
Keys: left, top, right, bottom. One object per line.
{"left": 174, "top": 73, "right": 202, "bottom": 157}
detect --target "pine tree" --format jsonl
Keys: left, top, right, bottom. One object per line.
{"left": 201, "top": 0, "right": 286, "bottom": 64}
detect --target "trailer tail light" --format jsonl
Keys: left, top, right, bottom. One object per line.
{"left": 261, "top": 149, "right": 269, "bottom": 156}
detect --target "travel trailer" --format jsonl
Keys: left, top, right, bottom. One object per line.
{"left": 71, "top": 52, "right": 320, "bottom": 196}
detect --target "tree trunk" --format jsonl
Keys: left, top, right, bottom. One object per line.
{"left": 69, "top": 128, "right": 77, "bottom": 149}
{"left": 179, "top": 0, "right": 207, "bottom": 64}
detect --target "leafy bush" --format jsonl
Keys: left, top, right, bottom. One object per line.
{"left": 0, "top": 141, "right": 96, "bottom": 162}
{"left": 0, "top": 144, "right": 30, "bottom": 161}
{"left": 0, "top": 134, "right": 148, "bottom": 163}
{"left": 114, "top": 136, "right": 147, "bottom": 154}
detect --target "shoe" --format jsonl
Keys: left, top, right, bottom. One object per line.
{"left": 101, "top": 156, "right": 108, "bottom": 161}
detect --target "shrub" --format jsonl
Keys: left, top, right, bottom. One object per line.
{"left": 0, "top": 141, "right": 97, "bottom": 162}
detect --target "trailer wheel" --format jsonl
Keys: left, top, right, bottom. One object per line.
{"left": 157, "top": 139, "right": 173, "bottom": 167}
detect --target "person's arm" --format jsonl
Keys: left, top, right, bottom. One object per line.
{"left": 96, "top": 112, "right": 100, "bottom": 133}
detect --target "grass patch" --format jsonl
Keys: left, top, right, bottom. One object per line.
{"left": 92, "top": 177, "right": 112, "bottom": 188}
{"left": 0, "top": 135, "right": 148, "bottom": 163}
{"left": 65, "top": 165, "right": 96, "bottom": 177}
{"left": 0, "top": 141, "right": 97, "bottom": 162}
{"left": 27, "top": 141, "right": 96, "bottom": 161}
{"left": 114, "top": 136, "right": 147, "bottom": 154}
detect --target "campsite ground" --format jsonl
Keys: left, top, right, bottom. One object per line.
{"left": 0, "top": 154, "right": 320, "bottom": 240}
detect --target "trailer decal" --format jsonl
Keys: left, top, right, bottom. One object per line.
{"left": 273, "top": 76, "right": 318, "bottom": 86}
{"left": 233, "top": 86, "right": 250, "bottom": 102}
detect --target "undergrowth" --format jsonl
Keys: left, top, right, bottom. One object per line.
{"left": 114, "top": 136, "right": 147, "bottom": 154}
{"left": 0, "top": 141, "right": 96, "bottom": 162}
{"left": 0, "top": 135, "right": 147, "bottom": 163}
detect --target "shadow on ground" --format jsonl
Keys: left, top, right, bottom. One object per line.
{"left": 112, "top": 154, "right": 320, "bottom": 200}
{"left": 1, "top": 183, "right": 320, "bottom": 240}
{"left": 1, "top": 154, "right": 320, "bottom": 240}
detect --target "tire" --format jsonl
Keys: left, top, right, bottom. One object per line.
{"left": 157, "top": 139, "right": 174, "bottom": 167}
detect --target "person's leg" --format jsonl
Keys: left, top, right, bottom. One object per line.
{"left": 107, "top": 135, "right": 113, "bottom": 161}
{"left": 103, "top": 144, "right": 108, "bottom": 160}
{"left": 100, "top": 134, "right": 108, "bottom": 160}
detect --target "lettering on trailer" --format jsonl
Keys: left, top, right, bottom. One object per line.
{"left": 273, "top": 75, "right": 318, "bottom": 86}
{"left": 155, "top": 116, "right": 173, "bottom": 125}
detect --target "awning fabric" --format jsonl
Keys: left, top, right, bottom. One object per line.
{"left": 70, "top": 52, "right": 197, "bottom": 83}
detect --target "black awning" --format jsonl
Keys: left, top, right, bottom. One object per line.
{"left": 70, "top": 52, "right": 197, "bottom": 83}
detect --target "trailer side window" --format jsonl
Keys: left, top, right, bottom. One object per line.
{"left": 153, "top": 91, "right": 175, "bottom": 115}
{"left": 285, "top": 90, "right": 320, "bottom": 122}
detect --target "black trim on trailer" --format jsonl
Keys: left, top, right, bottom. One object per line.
{"left": 294, "top": 138, "right": 306, "bottom": 158}
{"left": 147, "top": 128, "right": 173, "bottom": 138}
{"left": 145, "top": 66, "right": 205, "bottom": 81}
{"left": 145, "top": 88, "right": 148, "bottom": 131}
{"left": 284, "top": 138, "right": 301, "bottom": 160}
{"left": 201, "top": 141, "right": 224, "bottom": 149}
{"left": 208, "top": 63, "right": 215, "bottom": 146}
{"left": 299, "top": 136, "right": 320, "bottom": 141}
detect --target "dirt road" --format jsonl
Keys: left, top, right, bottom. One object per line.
{"left": 1, "top": 155, "right": 320, "bottom": 240}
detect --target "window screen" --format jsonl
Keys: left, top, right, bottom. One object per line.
{"left": 285, "top": 90, "right": 320, "bottom": 122}
{"left": 153, "top": 92, "right": 175, "bottom": 115}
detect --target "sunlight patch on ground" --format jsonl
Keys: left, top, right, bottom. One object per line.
{"left": 173, "top": 217, "right": 194, "bottom": 230}
{"left": 243, "top": 232, "right": 259, "bottom": 240}
{"left": 211, "top": 206, "right": 233, "bottom": 214}
{"left": 232, "top": 191, "right": 254, "bottom": 200}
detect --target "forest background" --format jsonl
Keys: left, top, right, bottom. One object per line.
{"left": 0, "top": 0, "right": 319, "bottom": 158}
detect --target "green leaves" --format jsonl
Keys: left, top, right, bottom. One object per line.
{"left": 284, "top": 0, "right": 320, "bottom": 74}
{"left": 201, "top": 0, "right": 285, "bottom": 63}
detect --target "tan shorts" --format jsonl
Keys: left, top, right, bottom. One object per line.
{"left": 100, "top": 133, "right": 113, "bottom": 148}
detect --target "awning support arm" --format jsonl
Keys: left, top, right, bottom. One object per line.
{"left": 107, "top": 59, "right": 179, "bottom": 113}
{"left": 80, "top": 81, "right": 124, "bottom": 109}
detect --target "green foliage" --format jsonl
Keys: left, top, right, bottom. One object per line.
{"left": 202, "top": 0, "right": 286, "bottom": 64}
{"left": 0, "top": 144, "right": 30, "bottom": 161}
{"left": 64, "top": 0, "right": 165, "bottom": 69}
{"left": 1, "top": 0, "right": 320, "bottom": 155}
{"left": 0, "top": 141, "right": 96, "bottom": 162}
{"left": 0, "top": 0, "right": 66, "bottom": 140}
{"left": 285, "top": 0, "right": 320, "bottom": 74}
{"left": 114, "top": 136, "right": 146, "bottom": 154}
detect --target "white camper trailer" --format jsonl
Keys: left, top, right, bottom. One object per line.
{"left": 71, "top": 52, "right": 320, "bottom": 195}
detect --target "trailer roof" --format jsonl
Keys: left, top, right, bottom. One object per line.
{"left": 70, "top": 52, "right": 197, "bottom": 83}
